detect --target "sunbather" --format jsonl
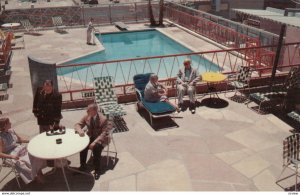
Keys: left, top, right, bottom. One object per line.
{"left": 144, "top": 74, "right": 179, "bottom": 112}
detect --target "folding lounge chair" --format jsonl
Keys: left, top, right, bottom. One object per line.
{"left": 0, "top": 51, "right": 12, "bottom": 71}
{"left": 20, "top": 19, "right": 36, "bottom": 33}
{"left": 0, "top": 158, "right": 21, "bottom": 189}
{"left": 114, "top": 22, "right": 128, "bottom": 31}
{"left": 0, "top": 83, "right": 8, "bottom": 91}
{"left": 133, "top": 73, "right": 176, "bottom": 126}
{"left": 288, "top": 111, "right": 300, "bottom": 131}
{"left": 0, "top": 70, "right": 11, "bottom": 84}
{"left": 225, "top": 66, "right": 252, "bottom": 102}
{"left": 93, "top": 76, "right": 126, "bottom": 119}
{"left": 247, "top": 67, "right": 300, "bottom": 113}
{"left": 276, "top": 133, "right": 300, "bottom": 191}
{"left": 52, "top": 16, "right": 67, "bottom": 33}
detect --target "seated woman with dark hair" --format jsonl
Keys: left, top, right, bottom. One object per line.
{"left": 0, "top": 118, "right": 46, "bottom": 184}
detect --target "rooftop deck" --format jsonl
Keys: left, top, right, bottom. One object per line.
{"left": 0, "top": 24, "right": 297, "bottom": 191}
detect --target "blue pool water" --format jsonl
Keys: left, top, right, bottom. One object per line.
{"left": 59, "top": 30, "right": 220, "bottom": 84}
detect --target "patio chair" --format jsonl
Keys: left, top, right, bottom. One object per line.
{"left": 93, "top": 76, "right": 126, "bottom": 120}
{"left": 225, "top": 66, "right": 252, "bottom": 103}
{"left": 246, "top": 67, "right": 300, "bottom": 113}
{"left": 288, "top": 111, "right": 300, "bottom": 132}
{"left": 20, "top": 19, "right": 36, "bottom": 33}
{"left": 0, "top": 70, "right": 11, "bottom": 84}
{"left": 11, "top": 32, "right": 25, "bottom": 49}
{"left": 0, "top": 158, "right": 22, "bottom": 189}
{"left": 276, "top": 134, "right": 300, "bottom": 191}
{"left": 133, "top": 73, "right": 176, "bottom": 126}
{"left": 52, "top": 16, "right": 67, "bottom": 33}
{"left": 104, "top": 128, "right": 117, "bottom": 166}
{"left": 90, "top": 127, "right": 118, "bottom": 167}
{"left": 0, "top": 83, "right": 8, "bottom": 91}
{"left": 0, "top": 51, "right": 12, "bottom": 71}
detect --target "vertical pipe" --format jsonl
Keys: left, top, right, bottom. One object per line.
{"left": 135, "top": 2, "right": 137, "bottom": 22}
{"left": 269, "top": 9, "right": 288, "bottom": 89}
{"left": 109, "top": 5, "right": 112, "bottom": 24}
{"left": 81, "top": 5, "right": 85, "bottom": 27}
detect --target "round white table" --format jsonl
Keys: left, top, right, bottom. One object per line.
{"left": 1, "top": 23, "right": 21, "bottom": 31}
{"left": 27, "top": 128, "right": 91, "bottom": 191}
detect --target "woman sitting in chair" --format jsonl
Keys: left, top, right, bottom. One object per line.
{"left": 144, "top": 74, "right": 179, "bottom": 112}
{"left": 0, "top": 118, "right": 46, "bottom": 184}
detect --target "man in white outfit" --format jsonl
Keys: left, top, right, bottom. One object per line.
{"left": 177, "top": 58, "right": 200, "bottom": 113}
{"left": 87, "top": 18, "right": 96, "bottom": 45}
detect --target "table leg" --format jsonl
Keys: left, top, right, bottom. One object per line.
{"left": 44, "top": 158, "right": 93, "bottom": 191}
{"left": 66, "top": 166, "right": 93, "bottom": 177}
{"left": 60, "top": 159, "right": 71, "bottom": 191}
{"left": 207, "top": 83, "right": 222, "bottom": 104}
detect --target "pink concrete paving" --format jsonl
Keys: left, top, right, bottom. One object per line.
{"left": 0, "top": 24, "right": 295, "bottom": 191}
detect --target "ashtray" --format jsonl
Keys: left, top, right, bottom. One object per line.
{"left": 56, "top": 138, "right": 62, "bottom": 144}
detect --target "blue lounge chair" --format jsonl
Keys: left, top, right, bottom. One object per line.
{"left": 133, "top": 73, "right": 176, "bottom": 126}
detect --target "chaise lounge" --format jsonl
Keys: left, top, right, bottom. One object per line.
{"left": 133, "top": 73, "right": 176, "bottom": 126}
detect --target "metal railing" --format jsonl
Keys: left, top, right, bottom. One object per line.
{"left": 3, "top": 1, "right": 279, "bottom": 47}
{"left": 165, "top": 2, "right": 279, "bottom": 46}
{"left": 57, "top": 42, "right": 300, "bottom": 104}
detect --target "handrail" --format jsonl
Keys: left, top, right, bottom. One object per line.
{"left": 57, "top": 42, "right": 300, "bottom": 68}
{"left": 166, "top": 1, "right": 279, "bottom": 40}
{"left": 57, "top": 41, "right": 300, "bottom": 106}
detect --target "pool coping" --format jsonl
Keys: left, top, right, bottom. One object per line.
{"left": 157, "top": 23, "right": 232, "bottom": 73}
{"left": 55, "top": 29, "right": 158, "bottom": 66}
{"left": 56, "top": 32, "right": 104, "bottom": 66}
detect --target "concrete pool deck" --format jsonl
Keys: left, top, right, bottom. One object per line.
{"left": 0, "top": 23, "right": 296, "bottom": 191}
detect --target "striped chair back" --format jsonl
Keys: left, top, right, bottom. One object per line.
{"left": 52, "top": 16, "right": 63, "bottom": 26}
{"left": 93, "top": 76, "right": 117, "bottom": 104}
{"left": 236, "top": 66, "right": 252, "bottom": 83}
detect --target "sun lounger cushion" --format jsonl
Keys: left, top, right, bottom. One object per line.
{"left": 142, "top": 100, "right": 176, "bottom": 115}
{"left": 249, "top": 91, "right": 287, "bottom": 102}
{"left": 288, "top": 111, "right": 300, "bottom": 123}
{"left": 0, "top": 83, "right": 7, "bottom": 91}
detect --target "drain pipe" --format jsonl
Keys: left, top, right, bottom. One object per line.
{"left": 270, "top": 8, "right": 300, "bottom": 90}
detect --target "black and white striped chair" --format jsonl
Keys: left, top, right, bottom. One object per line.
{"left": 93, "top": 76, "right": 126, "bottom": 120}
{"left": 288, "top": 111, "right": 300, "bottom": 132}
{"left": 225, "top": 66, "right": 252, "bottom": 102}
{"left": 247, "top": 67, "right": 300, "bottom": 113}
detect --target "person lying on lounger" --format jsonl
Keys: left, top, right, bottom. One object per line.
{"left": 144, "top": 74, "right": 179, "bottom": 112}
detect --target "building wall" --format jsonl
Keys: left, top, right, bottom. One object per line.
{"left": 264, "top": 0, "right": 297, "bottom": 9}
{"left": 226, "top": 0, "right": 265, "bottom": 19}
{"left": 260, "top": 19, "right": 282, "bottom": 35}
{"left": 282, "top": 26, "right": 300, "bottom": 67}
{"left": 210, "top": 0, "right": 265, "bottom": 19}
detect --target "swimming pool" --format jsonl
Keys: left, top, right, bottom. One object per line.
{"left": 58, "top": 30, "right": 220, "bottom": 84}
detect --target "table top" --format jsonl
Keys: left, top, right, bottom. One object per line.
{"left": 202, "top": 72, "right": 227, "bottom": 83}
{"left": 1, "top": 23, "right": 21, "bottom": 28}
{"left": 27, "top": 128, "right": 89, "bottom": 160}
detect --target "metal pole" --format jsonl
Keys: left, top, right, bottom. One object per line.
{"left": 109, "top": 5, "right": 112, "bottom": 24}
{"left": 269, "top": 10, "right": 288, "bottom": 90}
{"left": 81, "top": 5, "right": 85, "bottom": 27}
